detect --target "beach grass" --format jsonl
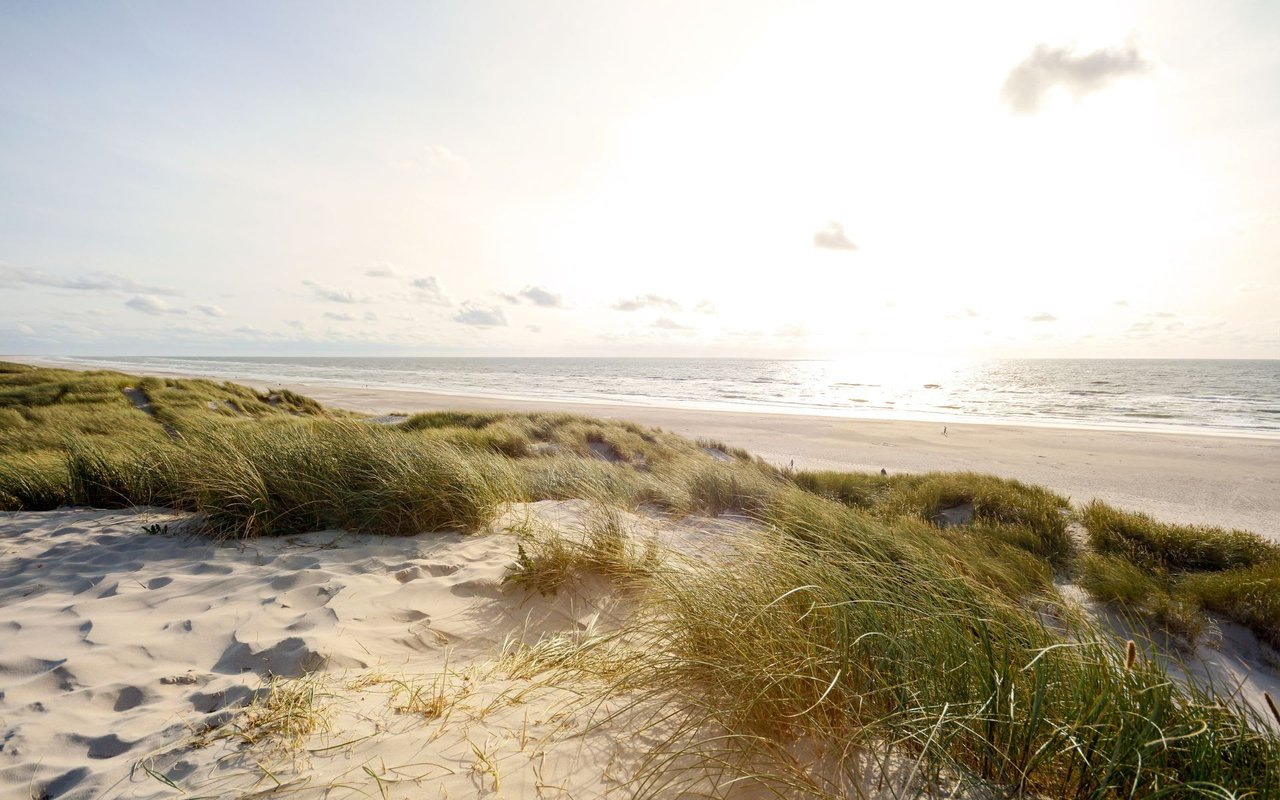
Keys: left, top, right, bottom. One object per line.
{"left": 505, "top": 493, "right": 1279, "bottom": 797}
{"left": 794, "top": 470, "right": 1074, "bottom": 567}
{"left": 3, "top": 360, "right": 1279, "bottom": 796}
{"left": 1079, "top": 500, "right": 1280, "bottom": 646}
{"left": 1083, "top": 499, "right": 1279, "bottom": 572}
{"left": 1181, "top": 562, "right": 1280, "bottom": 648}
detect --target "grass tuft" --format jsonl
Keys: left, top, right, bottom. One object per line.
{"left": 1083, "top": 500, "right": 1279, "bottom": 573}
{"left": 795, "top": 470, "right": 1073, "bottom": 567}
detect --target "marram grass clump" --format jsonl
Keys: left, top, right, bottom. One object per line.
{"left": 180, "top": 419, "right": 519, "bottom": 538}
{"left": 508, "top": 492, "right": 1280, "bottom": 798}
{"left": 1083, "top": 499, "right": 1279, "bottom": 572}
{"left": 1080, "top": 500, "right": 1280, "bottom": 647}
{"left": 794, "top": 470, "right": 1074, "bottom": 567}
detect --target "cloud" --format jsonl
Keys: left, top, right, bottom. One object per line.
{"left": 391, "top": 145, "right": 470, "bottom": 175}
{"left": 195, "top": 304, "right": 226, "bottom": 317}
{"left": 125, "top": 294, "right": 185, "bottom": 315}
{"left": 694, "top": 300, "right": 716, "bottom": 314}
{"left": 775, "top": 323, "right": 809, "bottom": 339}
{"left": 425, "top": 145, "right": 468, "bottom": 171}
{"left": 813, "top": 221, "right": 858, "bottom": 251}
{"left": 364, "top": 263, "right": 406, "bottom": 279}
{"left": 303, "top": 280, "right": 367, "bottom": 304}
{"left": 651, "top": 317, "right": 691, "bottom": 331}
{"left": 1114, "top": 299, "right": 1130, "bottom": 307}
{"left": 1028, "top": 312, "right": 1057, "bottom": 322}
{"left": 1002, "top": 43, "right": 1152, "bottom": 114}
{"left": 611, "top": 294, "right": 681, "bottom": 312}
{"left": 410, "top": 276, "right": 451, "bottom": 306}
{"left": 519, "top": 286, "right": 563, "bottom": 308}
{"left": 497, "top": 292, "right": 521, "bottom": 304}
{"left": 1151, "top": 311, "right": 1177, "bottom": 319}
{"left": 323, "top": 311, "right": 376, "bottom": 323}
{"left": 454, "top": 303, "right": 507, "bottom": 327}
{"left": 526, "top": 324, "right": 542, "bottom": 334}
{"left": 1, "top": 264, "right": 179, "bottom": 296}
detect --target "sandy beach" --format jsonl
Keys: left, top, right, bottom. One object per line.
{"left": 285, "top": 381, "right": 1280, "bottom": 542}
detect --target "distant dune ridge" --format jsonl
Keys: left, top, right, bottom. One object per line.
{"left": 1, "top": 360, "right": 1278, "bottom": 798}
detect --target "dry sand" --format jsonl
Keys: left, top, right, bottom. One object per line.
{"left": 290, "top": 382, "right": 1280, "bottom": 541}
{"left": 0, "top": 502, "right": 755, "bottom": 800}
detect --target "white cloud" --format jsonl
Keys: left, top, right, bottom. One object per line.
{"left": 323, "top": 310, "right": 378, "bottom": 322}
{"left": 694, "top": 300, "right": 716, "bottom": 314}
{"left": 391, "top": 145, "right": 470, "bottom": 175}
{"left": 1028, "top": 312, "right": 1057, "bottom": 322}
{"left": 775, "top": 323, "right": 809, "bottom": 339}
{"left": 519, "top": 285, "right": 564, "bottom": 308}
{"left": 303, "top": 280, "right": 367, "bottom": 304}
{"left": 425, "top": 145, "right": 468, "bottom": 171}
{"left": 410, "top": 276, "right": 451, "bottom": 306}
{"left": 813, "top": 221, "right": 858, "bottom": 251}
{"left": 1, "top": 264, "right": 179, "bottom": 296}
{"left": 195, "top": 304, "right": 226, "bottom": 317}
{"left": 125, "top": 294, "right": 185, "bottom": 315}
{"left": 364, "top": 263, "right": 406, "bottom": 279}
{"left": 1002, "top": 43, "right": 1151, "bottom": 114}
{"left": 651, "top": 317, "right": 691, "bottom": 331}
{"left": 611, "top": 294, "right": 681, "bottom": 312}
{"left": 454, "top": 303, "right": 507, "bottom": 327}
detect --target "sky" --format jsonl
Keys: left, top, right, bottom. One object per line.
{"left": 1, "top": 1, "right": 1278, "bottom": 359}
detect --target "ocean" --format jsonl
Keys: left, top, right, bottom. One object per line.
{"left": 60, "top": 356, "right": 1280, "bottom": 438}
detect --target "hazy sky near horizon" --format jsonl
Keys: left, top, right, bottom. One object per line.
{"left": 2, "top": 1, "right": 1278, "bottom": 358}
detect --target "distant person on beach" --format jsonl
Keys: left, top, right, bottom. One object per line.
{"left": 943, "top": 426, "right": 948, "bottom": 436}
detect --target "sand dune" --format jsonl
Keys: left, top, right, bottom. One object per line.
{"left": 3, "top": 505, "right": 1277, "bottom": 798}
{"left": 284, "top": 382, "right": 1280, "bottom": 541}
{"left": 0, "top": 502, "right": 777, "bottom": 799}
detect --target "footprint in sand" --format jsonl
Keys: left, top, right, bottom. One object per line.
{"left": 113, "top": 685, "right": 145, "bottom": 712}
{"left": 83, "top": 733, "right": 134, "bottom": 759}
{"left": 40, "top": 767, "right": 90, "bottom": 798}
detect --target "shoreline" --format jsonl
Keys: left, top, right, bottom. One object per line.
{"left": 10, "top": 354, "right": 1280, "bottom": 442}
{"left": 8, "top": 356, "right": 1280, "bottom": 539}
